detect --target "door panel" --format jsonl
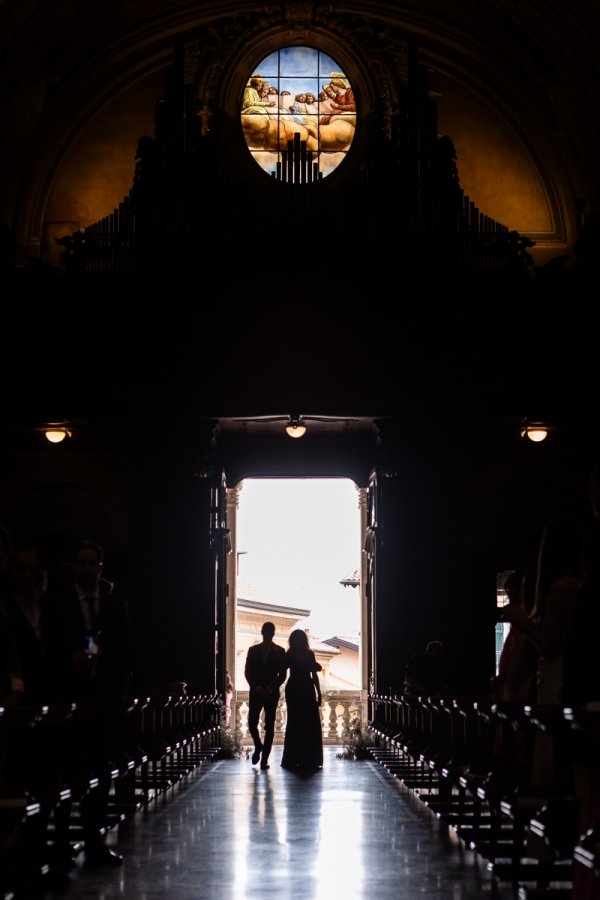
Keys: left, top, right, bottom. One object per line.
{"left": 209, "top": 468, "right": 230, "bottom": 694}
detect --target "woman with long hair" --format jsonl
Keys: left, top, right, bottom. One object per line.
{"left": 281, "top": 629, "right": 323, "bottom": 771}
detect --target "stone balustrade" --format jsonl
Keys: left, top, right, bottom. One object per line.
{"left": 229, "top": 690, "right": 366, "bottom": 744}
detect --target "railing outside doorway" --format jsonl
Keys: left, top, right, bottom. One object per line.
{"left": 230, "top": 690, "right": 366, "bottom": 745}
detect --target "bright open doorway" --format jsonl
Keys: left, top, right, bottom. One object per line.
{"left": 233, "top": 477, "right": 363, "bottom": 695}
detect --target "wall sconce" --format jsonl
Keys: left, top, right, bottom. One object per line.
{"left": 520, "top": 421, "right": 548, "bottom": 443}
{"left": 285, "top": 416, "right": 307, "bottom": 439}
{"left": 44, "top": 424, "right": 72, "bottom": 444}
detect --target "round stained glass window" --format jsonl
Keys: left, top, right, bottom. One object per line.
{"left": 241, "top": 46, "right": 356, "bottom": 182}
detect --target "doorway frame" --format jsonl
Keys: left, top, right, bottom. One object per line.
{"left": 225, "top": 478, "right": 371, "bottom": 725}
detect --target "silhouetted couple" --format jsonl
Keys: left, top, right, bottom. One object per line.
{"left": 245, "top": 622, "right": 322, "bottom": 772}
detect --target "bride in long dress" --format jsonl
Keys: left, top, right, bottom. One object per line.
{"left": 281, "top": 629, "right": 323, "bottom": 771}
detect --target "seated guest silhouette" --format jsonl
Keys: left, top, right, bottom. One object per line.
{"left": 244, "top": 622, "right": 286, "bottom": 770}
{"left": 403, "top": 640, "right": 449, "bottom": 698}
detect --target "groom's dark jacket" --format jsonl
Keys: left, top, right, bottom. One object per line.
{"left": 245, "top": 641, "right": 286, "bottom": 701}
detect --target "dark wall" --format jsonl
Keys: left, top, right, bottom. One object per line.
{"left": 0, "top": 403, "right": 593, "bottom": 700}
{"left": 128, "top": 424, "right": 217, "bottom": 695}
{"left": 372, "top": 420, "right": 592, "bottom": 696}
{"left": 1, "top": 273, "right": 598, "bottom": 701}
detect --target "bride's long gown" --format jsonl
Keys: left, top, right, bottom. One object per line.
{"left": 281, "top": 650, "right": 323, "bottom": 770}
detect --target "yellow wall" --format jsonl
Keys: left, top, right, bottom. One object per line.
{"left": 435, "top": 73, "right": 553, "bottom": 235}
{"left": 44, "top": 71, "right": 163, "bottom": 228}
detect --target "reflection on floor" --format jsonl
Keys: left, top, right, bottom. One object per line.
{"left": 51, "top": 746, "right": 516, "bottom": 899}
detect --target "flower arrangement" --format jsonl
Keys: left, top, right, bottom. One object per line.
{"left": 218, "top": 729, "right": 248, "bottom": 760}
{"left": 336, "top": 716, "right": 373, "bottom": 760}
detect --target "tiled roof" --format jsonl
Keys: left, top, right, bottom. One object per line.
{"left": 322, "top": 636, "right": 359, "bottom": 652}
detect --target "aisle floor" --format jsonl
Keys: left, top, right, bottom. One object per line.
{"left": 53, "top": 746, "right": 517, "bottom": 899}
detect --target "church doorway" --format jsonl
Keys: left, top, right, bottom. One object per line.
{"left": 225, "top": 477, "right": 369, "bottom": 742}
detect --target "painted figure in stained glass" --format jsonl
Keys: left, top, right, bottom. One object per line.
{"left": 240, "top": 47, "right": 356, "bottom": 180}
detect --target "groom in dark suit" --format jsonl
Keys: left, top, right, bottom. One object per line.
{"left": 244, "top": 621, "right": 286, "bottom": 770}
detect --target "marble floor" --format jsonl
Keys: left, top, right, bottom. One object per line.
{"left": 46, "top": 746, "right": 518, "bottom": 900}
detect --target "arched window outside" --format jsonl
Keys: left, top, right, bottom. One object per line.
{"left": 241, "top": 46, "right": 356, "bottom": 181}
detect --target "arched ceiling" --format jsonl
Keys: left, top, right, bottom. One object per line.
{"left": 1, "top": 0, "right": 599, "bottom": 248}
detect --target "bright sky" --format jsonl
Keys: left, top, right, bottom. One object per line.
{"left": 236, "top": 478, "right": 362, "bottom": 639}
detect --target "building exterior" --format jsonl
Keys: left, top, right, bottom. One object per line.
{"left": 322, "top": 636, "right": 360, "bottom": 690}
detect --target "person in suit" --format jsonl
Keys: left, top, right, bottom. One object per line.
{"left": 41, "top": 539, "right": 131, "bottom": 867}
{"left": 0, "top": 524, "right": 25, "bottom": 709}
{"left": 11, "top": 541, "right": 48, "bottom": 703}
{"left": 244, "top": 621, "right": 286, "bottom": 770}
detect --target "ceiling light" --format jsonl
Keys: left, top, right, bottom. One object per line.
{"left": 44, "top": 425, "right": 72, "bottom": 443}
{"left": 520, "top": 423, "right": 548, "bottom": 442}
{"left": 285, "top": 416, "right": 307, "bottom": 439}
